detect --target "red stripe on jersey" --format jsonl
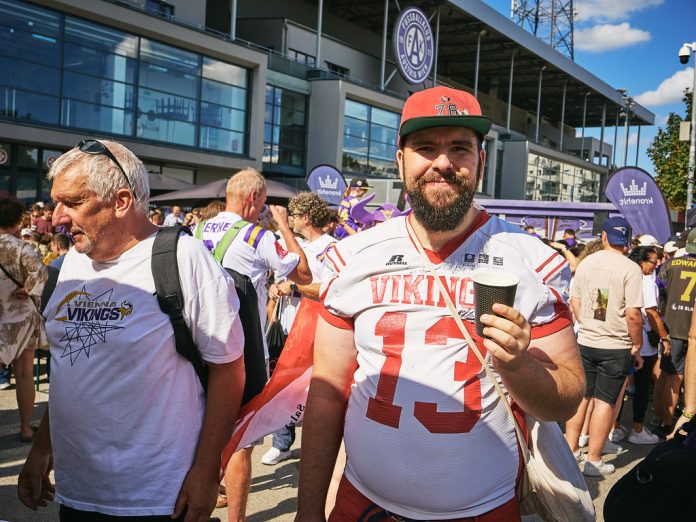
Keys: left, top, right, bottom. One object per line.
{"left": 406, "top": 211, "right": 491, "bottom": 264}
{"left": 548, "top": 286, "right": 563, "bottom": 304}
{"left": 324, "top": 249, "right": 341, "bottom": 274}
{"left": 542, "top": 259, "right": 567, "bottom": 283}
{"left": 319, "top": 304, "right": 354, "bottom": 330}
{"left": 320, "top": 276, "right": 338, "bottom": 303}
{"left": 530, "top": 312, "right": 572, "bottom": 339}
{"left": 535, "top": 253, "right": 558, "bottom": 273}
{"left": 332, "top": 245, "right": 346, "bottom": 267}
{"left": 530, "top": 286, "right": 572, "bottom": 339}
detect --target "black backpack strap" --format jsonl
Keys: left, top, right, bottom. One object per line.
{"left": 152, "top": 226, "right": 208, "bottom": 392}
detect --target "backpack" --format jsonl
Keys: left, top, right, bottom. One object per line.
{"left": 153, "top": 224, "right": 269, "bottom": 403}
{"left": 603, "top": 417, "right": 696, "bottom": 521}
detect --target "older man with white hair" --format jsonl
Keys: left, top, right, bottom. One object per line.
{"left": 18, "top": 139, "right": 246, "bottom": 522}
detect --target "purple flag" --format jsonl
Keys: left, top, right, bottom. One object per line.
{"left": 305, "top": 165, "right": 347, "bottom": 206}
{"left": 604, "top": 167, "right": 672, "bottom": 244}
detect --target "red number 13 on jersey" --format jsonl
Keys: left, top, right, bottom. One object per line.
{"left": 366, "top": 312, "right": 485, "bottom": 433}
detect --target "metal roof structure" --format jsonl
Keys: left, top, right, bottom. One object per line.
{"left": 319, "top": 0, "right": 654, "bottom": 128}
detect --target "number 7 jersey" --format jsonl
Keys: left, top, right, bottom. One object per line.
{"left": 319, "top": 211, "right": 572, "bottom": 519}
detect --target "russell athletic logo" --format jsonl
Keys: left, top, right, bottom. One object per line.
{"left": 386, "top": 254, "right": 408, "bottom": 266}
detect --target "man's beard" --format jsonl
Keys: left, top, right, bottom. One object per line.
{"left": 407, "top": 168, "right": 478, "bottom": 232}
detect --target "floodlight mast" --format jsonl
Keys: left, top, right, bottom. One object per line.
{"left": 680, "top": 42, "right": 695, "bottom": 224}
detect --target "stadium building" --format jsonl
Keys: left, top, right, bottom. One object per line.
{"left": 0, "top": 0, "right": 654, "bottom": 205}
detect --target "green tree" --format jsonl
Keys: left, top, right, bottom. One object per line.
{"left": 647, "top": 90, "right": 693, "bottom": 211}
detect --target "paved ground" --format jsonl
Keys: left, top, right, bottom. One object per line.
{"left": 1, "top": 368, "right": 654, "bottom": 522}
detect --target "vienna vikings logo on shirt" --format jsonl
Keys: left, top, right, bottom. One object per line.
{"left": 53, "top": 286, "right": 133, "bottom": 365}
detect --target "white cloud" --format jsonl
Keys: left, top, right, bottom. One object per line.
{"left": 634, "top": 68, "right": 694, "bottom": 106}
{"left": 575, "top": 0, "right": 664, "bottom": 22}
{"left": 628, "top": 131, "right": 639, "bottom": 146}
{"left": 654, "top": 113, "right": 669, "bottom": 126}
{"left": 575, "top": 23, "right": 651, "bottom": 52}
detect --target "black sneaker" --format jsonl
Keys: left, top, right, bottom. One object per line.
{"left": 653, "top": 424, "right": 672, "bottom": 439}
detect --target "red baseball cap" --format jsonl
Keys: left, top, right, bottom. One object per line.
{"left": 398, "top": 86, "right": 492, "bottom": 145}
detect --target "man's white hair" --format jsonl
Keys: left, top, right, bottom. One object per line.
{"left": 226, "top": 168, "right": 266, "bottom": 200}
{"left": 48, "top": 140, "right": 150, "bottom": 215}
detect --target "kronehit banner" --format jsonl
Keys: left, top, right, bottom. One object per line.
{"left": 604, "top": 167, "right": 672, "bottom": 243}
{"left": 306, "top": 164, "right": 347, "bottom": 206}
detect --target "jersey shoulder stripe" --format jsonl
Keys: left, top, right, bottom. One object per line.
{"left": 243, "top": 225, "right": 266, "bottom": 248}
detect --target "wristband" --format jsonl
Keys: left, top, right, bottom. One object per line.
{"left": 682, "top": 411, "right": 695, "bottom": 419}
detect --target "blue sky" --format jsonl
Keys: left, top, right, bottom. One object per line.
{"left": 483, "top": 0, "right": 695, "bottom": 173}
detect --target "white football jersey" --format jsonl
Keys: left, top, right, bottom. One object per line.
{"left": 320, "top": 211, "right": 571, "bottom": 519}
{"left": 195, "top": 211, "right": 300, "bottom": 350}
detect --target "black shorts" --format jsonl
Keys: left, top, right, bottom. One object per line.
{"left": 659, "top": 337, "right": 689, "bottom": 375}
{"left": 580, "top": 345, "right": 632, "bottom": 405}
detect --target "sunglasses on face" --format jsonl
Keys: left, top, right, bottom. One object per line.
{"left": 77, "top": 139, "right": 135, "bottom": 195}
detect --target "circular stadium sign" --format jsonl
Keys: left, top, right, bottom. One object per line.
{"left": 393, "top": 7, "right": 434, "bottom": 84}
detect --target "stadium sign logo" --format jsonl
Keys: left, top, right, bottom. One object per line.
{"left": 393, "top": 7, "right": 434, "bottom": 84}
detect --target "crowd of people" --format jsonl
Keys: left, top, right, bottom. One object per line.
{"left": 0, "top": 84, "right": 692, "bottom": 522}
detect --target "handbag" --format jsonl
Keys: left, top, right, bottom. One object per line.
{"left": 407, "top": 219, "right": 594, "bottom": 522}
{"left": 266, "top": 297, "right": 287, "bottom": 376}
{"left": 603, "top": 417, "right": 696, "bottom": 521}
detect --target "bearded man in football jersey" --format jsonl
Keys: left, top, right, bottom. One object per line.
{"left": 296, "top": 86, "right": 585, "bottom": 522}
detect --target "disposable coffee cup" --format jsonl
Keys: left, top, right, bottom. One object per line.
{"left": 472, "top": 271, "right": 519, "bottom": 336}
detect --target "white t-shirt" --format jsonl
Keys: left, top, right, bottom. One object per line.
{"left": 44, "top": 233, "right": 244, "bottom": 516}
{"left": 278, "top": 234, "right": 336, "bottom": 333}
{"left": 641, "top": 273, "right": 659, "bottom": 357}
{"left": 162, "top": 213, "right": 183, "bottom": 226}
{"left": 195, "top": 212, "right": 300, "bottom": 350}
{"left": 320, "top": 212, "right": 572, "bottom": 519}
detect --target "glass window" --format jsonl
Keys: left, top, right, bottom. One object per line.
{"left": 0, "top": 2, "right": 250, "bottom": 156}
{"left": 0, "top": 25, "right": 61, "bottom": 66}
{"left": 63, "top": 43, "right": 137, "bottom": 84}
{"left": 16, "top": 175, "right": 37, "bottom": 202}
{"left": 343, "top": 135, "right": 369, "bottom": 155}
{"left": 139, "top": 61, "right": 199, "bottom": 99}
{"left": 17, "top": 146, "right": 38, "bottom": 168}
{"left": 202, "top": 57, "right": 247, "bottom": 88}
{"left": 342, "top": 152, "right": 370, "bottom": 175}
{"left": 372, "top": 107, "right": 399, "bottom": 128}
{"left": 200, "top": 103, "right": 245, "bottom": 132}
{"left": 40, "top": 177, "right": 51, "bottom": 201}
{"left": 64, "top": 17, "right": 138, "bottom": 57}
{"left": 342, "top": 99, "right": 400, "bottom": 179}
{"left": 263, "top": 85, "right": 307, "bottom": 168}
{"left": 137, "top": 88, "right": 196, "bottom": 146}
{"left": 63, "top": 72, "right": 134, "bottom": 109}
{"left": 344, "top": 117, "right": 369, "bottom": 140}
{"left": 0, "top": 88, "right": 59, "bottom": 124}
{"left": 0, "top": 0, "right": 62, "bottom": 38}
{"left": 369, "top": 122, "right": 397, "bottom": 147}
{"left": 140, "top": 39, "right": 200, "bottom": 98}
{"left": 201, "top": 79, "right": 245, "bottom": 110}
{"left": 61, "top": 99, "right": 134, "bottom": 135}
{"left": 199, "top": 127, "right": 244, "bottom": 154}
{"left": 345, "top": 99, "right": 368, "bottom": 121}
{"left": 0, "top": 55, "right": 60, "bottom": 95}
